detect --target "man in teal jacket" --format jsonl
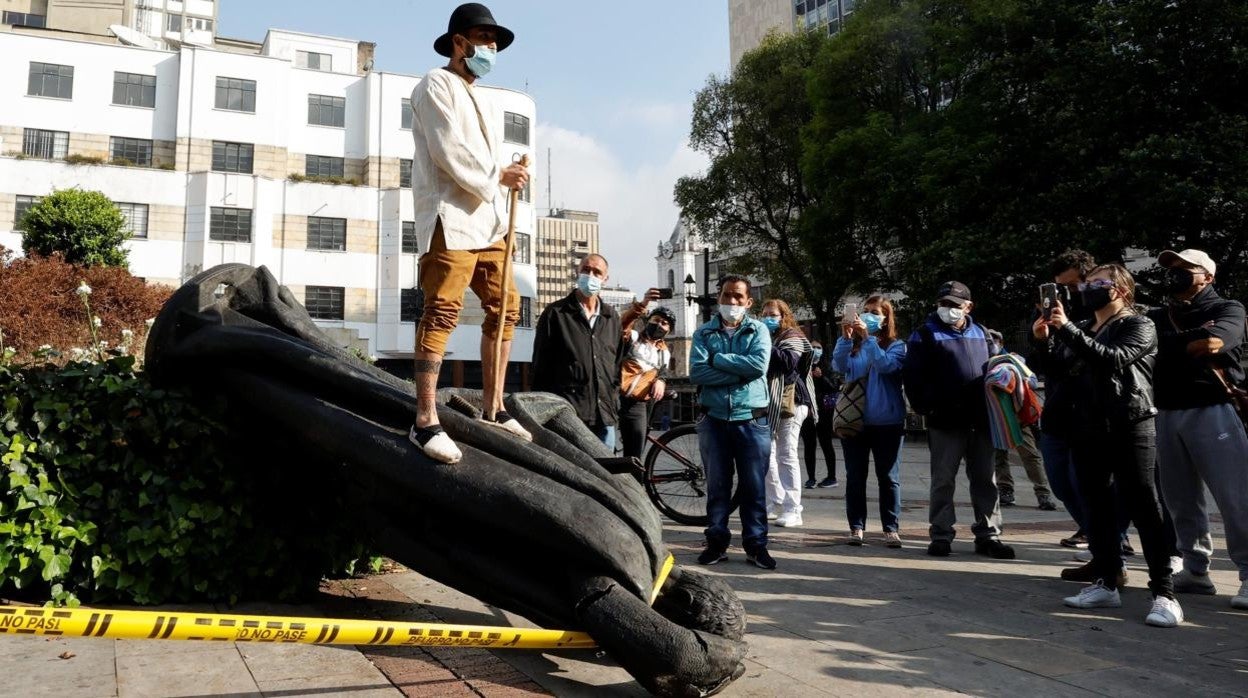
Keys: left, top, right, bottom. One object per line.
{"left": 690, "top": 275, "right": 775, "bottom": 569}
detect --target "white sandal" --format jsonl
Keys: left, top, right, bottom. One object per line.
{"left": 408, "top": 425, "right": 462, "bottom": 464}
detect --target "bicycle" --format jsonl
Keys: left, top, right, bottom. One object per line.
{"left": 641, "top": 423, "right": 739, "bottom": 526}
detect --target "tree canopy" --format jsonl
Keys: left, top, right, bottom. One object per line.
{"left": 680, "top": 0, "right": 1248, "bottom": 337}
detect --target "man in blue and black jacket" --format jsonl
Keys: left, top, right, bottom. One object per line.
{"left": 904, "top": 281, "right": 1015, "bottom": 560}
{"left": 690, "top": 275, "right": 775, "bottom": 570}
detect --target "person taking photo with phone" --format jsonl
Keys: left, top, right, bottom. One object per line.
{"left": 617, "top": 291, "right": 673, "bottom": 460}
{"left": 833, "top": 294, "right": 907, "bottom": 547}
{"left": 1035, "top": 264, "right": 1182, "bottom": 627}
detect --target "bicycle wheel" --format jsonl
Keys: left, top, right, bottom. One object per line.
{"left": 643, "top": 423, "right": 740, "bottom": 526}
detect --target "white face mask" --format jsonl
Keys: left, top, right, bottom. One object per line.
{"left": 937, "top": 306, "right": 966, "bottom": 326}
{"left": 719, "top": 304, "right": 747, "bottom": 324}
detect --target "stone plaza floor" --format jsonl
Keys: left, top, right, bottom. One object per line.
{"left": 3, "top": 440, "right": 1246, "bottom": 696}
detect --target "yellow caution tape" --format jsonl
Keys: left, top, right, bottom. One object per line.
{"left": 0, "top": 554, "right": 676, "bottom": 650}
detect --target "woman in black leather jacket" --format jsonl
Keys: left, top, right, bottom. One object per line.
{"left": 1033, "top": 264, "right": 1181, "bottom": 627}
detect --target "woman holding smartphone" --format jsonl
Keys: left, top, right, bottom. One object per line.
{"left": 832, "top": 294, "right": 907, "bottom": 547}
{"left": 1033, "top": 264, "right": 1181, "bottom": 627}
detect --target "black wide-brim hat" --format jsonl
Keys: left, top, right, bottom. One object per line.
{"left": 434, "top": 3, "right": 515, "bottom": 57}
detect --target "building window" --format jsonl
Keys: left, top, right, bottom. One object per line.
{"left": 512, "top": 232, "right": 531, "bottom": 264}
{"left": 22, "top": 128, "right": 68, "bottom": 159}
{"left": 307, "top": 94, "right": 345, "bottom": 128}
{"left": 209, "top": 207, "right": 252, "bottom": 243}
{"left": 296, "top": 50, "right": 332, "bottom": 72}
{"left": 399, "top": 159, "right": 412, "bottom": 188}
{"left": 305, "top": 286, "right": 344, "bottom": 320}
{"left": 307, "top": 216, "right": 347, "bottom": 251}
{"left": 117, "top": 203, "right": 149, "bottom": 239}
{"left": 110, "top": 137, "right": 153, "bottom": 167}
{"left": 28, "top": 62, "right": 73, "bottom": 99}
{"left": 112, "top": 72, "right": 156, "bottom": 108}
{"left": 401, "top": 98, "right": 413, "bottom": 129}
{"left": 400, "top": 288, "right": 421, "bottom": 322}
{"left": 401, "top": 221, "right": 419, "bottom": 254}
{"left": 166, "top": 13, "right": 181, "bottom": 32}
{"left": 503, "top": 112, "right": 529, "bottom": 145}
{"left": 3, "top": 11, "right": 46, "bottom": 28}
{"left": 667, "top": 269, "right": 675, "bottom": 290}
{"left": 14, "top": 195, "right": 42, "bottom": 230}
{"left": 212, "top": 141, "right": 254, "bottom": 174}
{"left": 305, "top": 155, "right": 345, "bottom": 178}
{"left": 215, "top": 77, "right": 256, "bottom": 112}
{"left": 189, "top": 16, "right": 213, "bottom": 32}
{"left": 519, "top": 297, "right": 532, "bottom": 328}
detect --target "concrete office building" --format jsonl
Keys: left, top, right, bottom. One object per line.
{"left": 534, "top": 208, "right": 599, "bottom": 314}
{"left": 1, "top": 0, "right": 219, "bottom": 47}
{"left": 0, "top": 28, "right": 538, "bottom": 379}
{"left": 729, "top": 0, "right": 860, "bottom": 67}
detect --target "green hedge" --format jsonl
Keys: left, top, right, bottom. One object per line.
{"left": 0, "top": 354, "right": 371, "bottom": 606}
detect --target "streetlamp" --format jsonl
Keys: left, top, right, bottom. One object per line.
{"left": 682, "top": 247, "right": 717, "bottom": 323}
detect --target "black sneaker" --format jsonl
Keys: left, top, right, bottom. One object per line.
{"left": 1121, "top": 540, "right": 1136, "bottom": 557}
{"left": 975, "top": 539, "right": 1016, "bottom": 560}
{"left": 999, "top": 490, "right": 1016, "bottom": 506}
{"left": 817, "top": 478, "right": 839, "bottom": 488}
{"left": 1060, "top": 532, "right": 1088, "bottom": 549}
{"left": 697, "top": 546, "right": 728, "bottom": 566}
{"left": 927, "top": 540, "right": 952, "bottom": 557}
{"left": 803, "top": 479, "right": 817, "bottom": 489}
{"left": 1062, "top": 562, "right": 1128, "bottom": 586}
{"left": 746, "top": 548, "right": 777, "bottom": 570}
{"left": 1037, "top": 494, "right": 1058, "bottom": 511}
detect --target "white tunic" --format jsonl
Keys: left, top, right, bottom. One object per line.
{"left": 409, "top": 68, "right": 508, "bottom": 252}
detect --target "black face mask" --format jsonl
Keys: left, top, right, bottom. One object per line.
{"left": 1081, "top": 286, "right": 1114, "bottom": 312}
{"left": 1164, "top": 267, "right": 1196, "bottom": 296}
{"left": 643, "top": 323, "right": 668, "bottom": 340}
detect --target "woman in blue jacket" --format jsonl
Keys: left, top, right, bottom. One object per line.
{"left": 833, "top": 294, "right": 907, "bottom": 548}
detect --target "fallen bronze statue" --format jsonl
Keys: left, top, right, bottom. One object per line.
{"left": 143, "top": 263, "right": 747, "bottom": 697}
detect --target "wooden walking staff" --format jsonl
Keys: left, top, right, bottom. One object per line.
{"left": 488, "top": 153, "right": 528, "bottom": 421}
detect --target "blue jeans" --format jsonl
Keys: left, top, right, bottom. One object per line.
{"left": 1040, "top": 431, "right": 1131, "bottom": 540}
{"left": 842, "top": 424, "right": 904, "bottom": 532}
{"left": 590, "top": 423, "right": 616, "bottom": 450}
{"left": 698, "top": 413, "right": 772, "bottom": 551}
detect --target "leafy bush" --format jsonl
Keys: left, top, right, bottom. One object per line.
{"left": 287, "top": 173, "right": 362, "bottom": 186}
{"left": 20, "top": 189, "right": 130, "bottom": 267}
{"left": 0, "top": 246, "right": 171, "bottom": 361}
{"left": 63, "top": 154, "right": 106, "bottom": 166}
{"left": 0, "top": 354, "right": 372, "bottom": 606}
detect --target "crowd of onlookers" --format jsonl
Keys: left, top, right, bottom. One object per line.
{"left": 528, "top": 248, "right": 1247, "bottom": 630}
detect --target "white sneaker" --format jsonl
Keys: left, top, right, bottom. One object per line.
{"left": 767, "top": 504, "right": 782, "bottom": 521}
{"left": 479, "top": 411, "right": 533, "bottom": 441}
{"left": 1170, "top": 556, "right": 1184, "bottom": 574}
{"left": 1172, "top": 569, "right": 1218, "bottom": 595}
{"left": 775, "top": 511, "right": 804, "bottom": 528}
{"left": 1233, "top": 580, "right": 1248, "bottom": 610}
{"left": 1145, "top": 596, "right": 1184, "bottom": 627}
{"left": 1064, "top": 581, "right": 1122, "bottom": 609}
{"left": 1073, "top": 550, "right": 1093, "bottom": 563}
{"left": 409, "top": 425, "right": 462, "bottom": 464}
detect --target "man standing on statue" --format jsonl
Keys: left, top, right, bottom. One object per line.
{"left": 407, "top": 3, "right": 532, "bottom": 463}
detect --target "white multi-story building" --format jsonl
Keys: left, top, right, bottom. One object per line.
{"left": 0, "top": 29, "right": 539, "bottom": 381}
{"left": 0, "top": 0, "right": 219, "bottom": 48}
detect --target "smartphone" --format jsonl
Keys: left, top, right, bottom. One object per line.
{"left": 655, "top": 288, "right": 674, "bottom": 300}
{"left": 1039, "top": 283, "right": 1060, "bottom": 319}
{"left": 842, "top": 303, "right": 858, "bottom": 322}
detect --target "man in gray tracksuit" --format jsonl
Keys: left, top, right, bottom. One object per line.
{"left": 1147, "top": 249, "right": 1248, "bottom": 610}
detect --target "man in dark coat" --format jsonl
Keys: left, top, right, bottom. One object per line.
{"left": 531, "top": 253, "right": 623, "bottom": 446}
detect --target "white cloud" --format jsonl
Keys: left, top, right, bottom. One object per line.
{"left": 535, "top": 123, "right": 707, "bottom": 294}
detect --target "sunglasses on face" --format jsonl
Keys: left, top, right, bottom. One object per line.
{"left": 1078, "top": 279, "right": 1115, "bottom": 291}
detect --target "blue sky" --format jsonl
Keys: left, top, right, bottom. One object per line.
{"left": 221, "top": 0, "right": 731, "bottom": 291}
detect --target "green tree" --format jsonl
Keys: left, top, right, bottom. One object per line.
{"left": 20, "top": 189, "right": 130, "bottom": 268}
{"left": 675, "top": 30, "right": 848, "bottom": 342}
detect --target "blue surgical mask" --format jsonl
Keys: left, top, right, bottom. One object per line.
{"left": 861, "top": 312, "right": 884, "bottom": 334}
{"left": 812, "top": 349, "right": 823, "bottom": 362}
{"left": 465, "top": 43, "right": 496, "bottom": 78}
{"left": 577, "top": 273, "right": 602, "bottom": 297}
{"left": 762, "top": 316, "right": 780, "bottom": 332}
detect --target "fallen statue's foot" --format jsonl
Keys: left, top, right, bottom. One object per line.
{"left": 480, "top": 410, "right": 534, "bottom": 441}
{"left": 408, "top": 424, "right": 462, "bottom": 464}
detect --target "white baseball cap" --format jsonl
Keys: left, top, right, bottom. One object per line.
{"left": 1158, "top": 249, "right": 1216, "bottom": 277}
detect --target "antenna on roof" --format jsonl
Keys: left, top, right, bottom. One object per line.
{"left": 546, "top": 147, "right": 552, "bottom": 217}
